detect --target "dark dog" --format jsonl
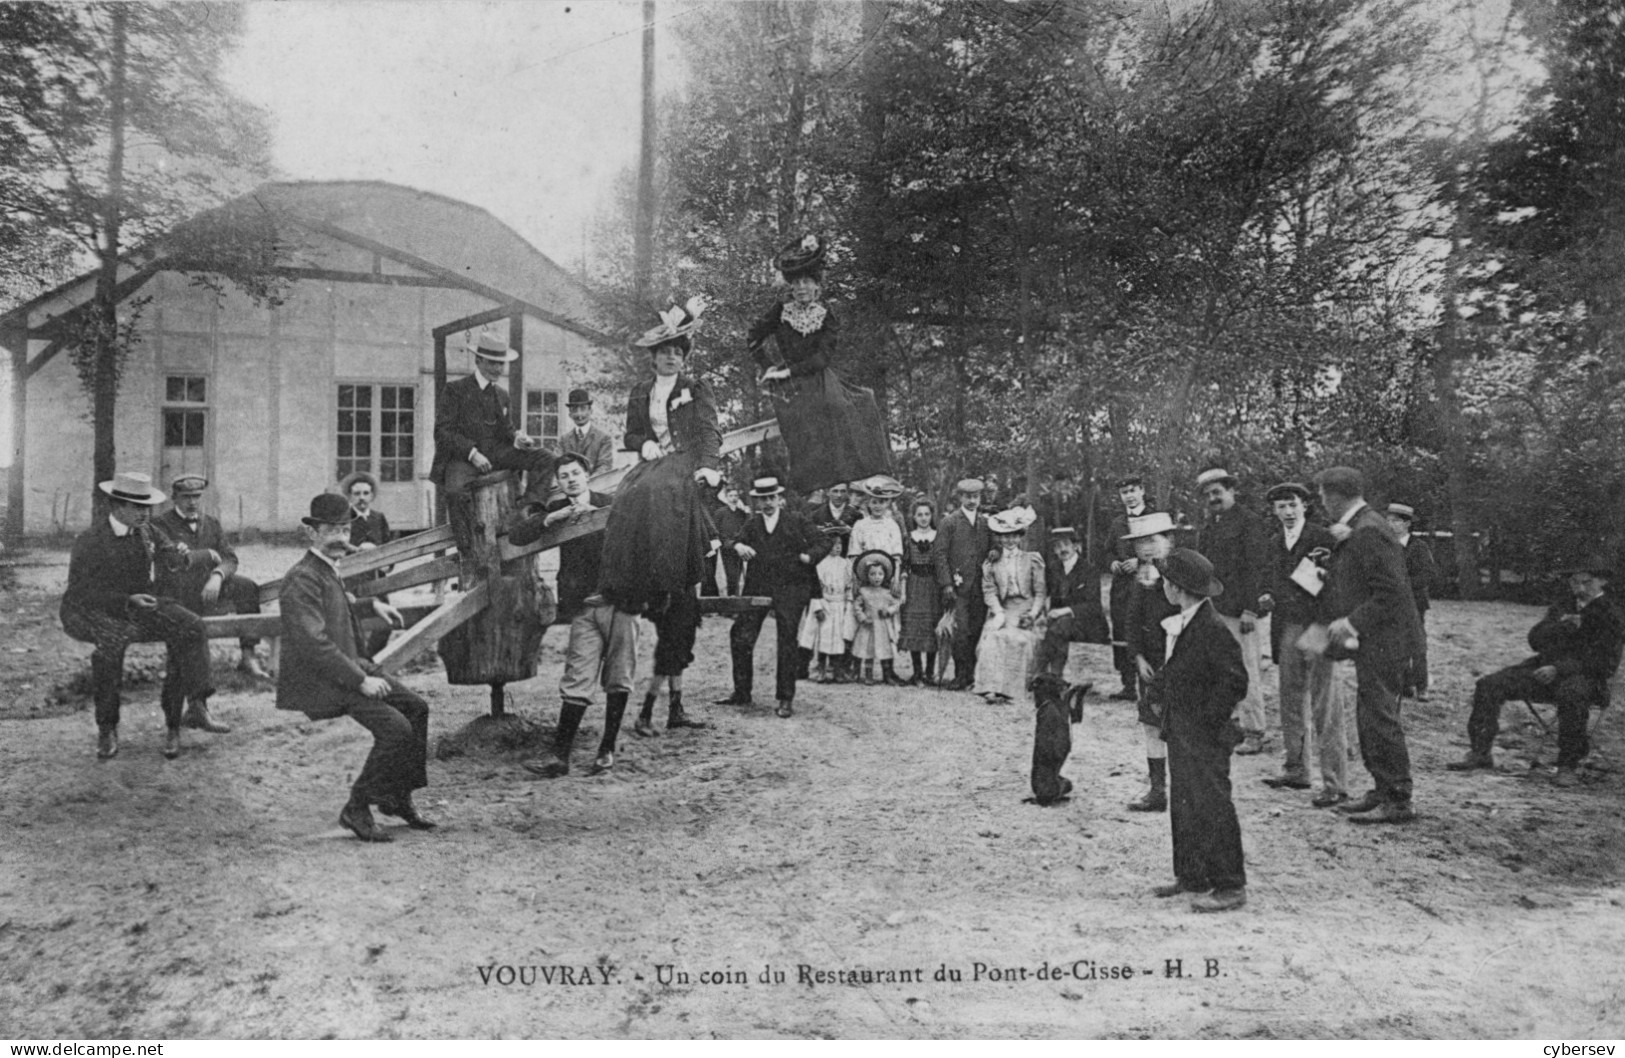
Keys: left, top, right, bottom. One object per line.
{"left": 1027, "top": 673, "right": 1089, "bottom": 805}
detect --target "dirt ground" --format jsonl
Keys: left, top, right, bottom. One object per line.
{"left": 1, "top": 542, "right": 1622, "bottom": 1040}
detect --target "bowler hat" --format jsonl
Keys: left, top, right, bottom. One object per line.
{"left": 302, "top": 492, "right": 357, "bottom": 527}
{"left": 1160, "top": 548, "right": 1224, "bottom": 598}
{"left": 169, "top": 474, "right": 209, "bottom": 495}
{"left": 98, "top": 471, "right": 165, "bottom": 506}
{"left": 473, "top": 332, "right": 519, "bottom": 362}
{"left": 1267, "top": 482, "right": 1311, "bottom": 504}
{"left": 566, "top": 388, "right": 592, "bottom": 406}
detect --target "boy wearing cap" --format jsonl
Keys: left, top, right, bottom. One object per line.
{"left": 430, "top": 331, "right": 559, "bottom": 503}
{"left": 1194, "top": 468, "right": 1272, "bottom": 755}
{"left": 1145, "top": 548, "right": 1250, "bottom": 912}
{"left": 1384, "top": 503, "right": 1437, "bottom": 701}
{"left": 934, "top": 478, "right": 993, "bottom": 691}
{"left": 1104, "top": 474, "right": 1154, "bottom": 700}
{"left": 154, "top": 474, "right": 269, "bottom": 690}
{"left": 717, "top": 477, "right": 830, "bottom": 717}
{"left": 1259, "top": 483, "right": 1346, "bottom": 804}
{"left": 60, "top": 472, "right": 216, "bottom": 761}
{"left": 562, "top": 388, "right": 614, "bottom": 477}
{"left": 1448, "top": 555, "right": 1624, "bottom": 787}
{"left": 277, "top": 494, "right": 431, "bottom": 842}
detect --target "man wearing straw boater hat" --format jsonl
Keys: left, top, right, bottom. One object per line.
{"left": 1104, "top": 473, "right": 1154, "bottom": 700}
{"left": 1194, "top": 467, "right": 1272, "bottom": 755}
{"left": 430, "top": 330, "right": 559, "bottom": 503}
{"left": 562, "top": 388, "right": 615, "bottom": 477}
{"left": 934, "top": 477, "right": 993, "bottom": 691}
{"left": 60, "top": 472, "right": 217, "bottom": 760}
{"left": 715, "top": 475, "right": 829, "bottom": 718}
{"left": 1145, "top": 547, "right": 1250, "bottom": 913}
{"left": 277, "top": 494, "right": 433, "bottom": 842}
{"left": 153, "top": 474, "right": 270, "bottom": 692}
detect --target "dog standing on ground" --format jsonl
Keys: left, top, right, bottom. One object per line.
{"left": 1029, "top": 672, "right": 1088, "bottom": 804}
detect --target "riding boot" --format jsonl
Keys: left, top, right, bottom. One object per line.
{"left": 1127, "top": 758, "right": 1167, "bottom": 811}
{"left": 525, "top": 700, "right": 587, "bottom": 777}
{"left": 667, "top": 689, "right": 708, "bottom": 729}
{"left": 633, "top": 691, "right": 658, "bottom": 737}
{"left": 595, "top": 691, "right": 630, "bottom": 772}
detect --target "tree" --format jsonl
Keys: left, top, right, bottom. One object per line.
{"left": 0, "top": 2, "right": 277, "bottom": 505}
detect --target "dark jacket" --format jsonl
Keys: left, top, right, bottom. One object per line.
{"left": 1196, "top": 503, "right": 1271, "bottom": 619}
{"left": 510, "top": 491, "right": 612, "bottom": 617}
{"left": 934, "top": 506, "right": 992, "bottom": 596}
{"left": 431, "top": 374, "right": 519, "bottom": 486}
{"left": 349, "top": 508, "right": 392, "bottom": 549}
{"left": 1267, "top": 520, "right": 1338, "bottom": 656}
{"left": 276, "top": 550, "right": 379, "bottom": 719}
{"left": 1125, "top": 573, "right": 1181, "bottom": 668}
{"left": 61, "top": 516, "right": 192, "bottom": 619}
{"left": 559, "top": 422, "right": 616, "bottom": 477}
{"left": 1525, "top": 593, "right": 1625, "bottom": 685}
{"left": 710, "top": 502, "right": 749, "bottom": 550}
{"left": 747, "top": 300, "right": 837, "bottom": 377}
{"left": 1319, "top": 503, "right": 1421, "bottom": 666}
{"left": 1103, "top": 503, "right": 1155, "bottom": 575}
{"left": 151, "top": 508, "right": 247, "bottom": 606}
{"left": 806, "top": 499, "right": 861, "bottom": 558}
{"left": 622, "top": 374, "right": 721, "bottom": 471}
{"left": 1401, "top": 536, "right": 1437, "bottom": 614}
{"left": 1046, "top": 553, "right": 1107, "bottom": 638}
{"left": 1147, "top": 598, "right": 1249, "bottom": 743}
{"left": 737, "top": 508, "right": 828, "bottom": 596}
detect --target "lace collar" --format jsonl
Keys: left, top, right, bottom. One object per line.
{"left": 781, "top": 301, "right": 827, "bottom": 336}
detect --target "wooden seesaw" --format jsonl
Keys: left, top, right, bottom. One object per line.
{"left": 199, "top": 418, "right": 782, "bottom": 715}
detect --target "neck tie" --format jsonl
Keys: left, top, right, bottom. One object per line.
{"left": 135, "top": 525, "right": 155, "bottom": 569}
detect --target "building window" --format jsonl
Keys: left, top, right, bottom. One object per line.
{"left": 161, "top": 375, "right": 207, "bottom": 482}
{"left": 337, "top": 383, "right": 416, "bottom": 483}
{"left": 525, "top": 389, "right": 562, "bottom": 442}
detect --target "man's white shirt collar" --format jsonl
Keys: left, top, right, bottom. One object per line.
{"left": 474, "top": 371, "right": 492, "bottom": 391}
{"left": 763, "top": 510, "right": 781, "bottom": 533}
{"left": 1282, "top": 521, "right": 1304, "bottom": 550}
{"left": 109, "top": 514, "right": 131, "bottom": 537}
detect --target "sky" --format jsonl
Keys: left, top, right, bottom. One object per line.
{"left": 226, "top": 0, "right": 696, "bottom": 268}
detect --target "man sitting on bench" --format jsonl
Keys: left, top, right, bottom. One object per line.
{"left": 1448, "top": 552, "right": 1624, "bottom": 787}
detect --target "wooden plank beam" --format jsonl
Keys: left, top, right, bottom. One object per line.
{"left": 697, "top": 596, "right": 771, "bottom": 613}
{"left": 257, "top": 525, "right": 457, "bottom": 603}
{"left": 498, "top": 507, "right": 610, "bottom": 562}
{"left": 373, "top": 583, "right": 489, "bottom": 675}
{"left": 352, "top": 553, "right": 462, "bottom": 598}
{"left": 264, "top": 266, "right": 463, "bottom": 289}
{"left": 433, "top": 304, "right": 519, "bottom": 339}
{"left": 201, "top": 602, "right": 445, "bottom": 641}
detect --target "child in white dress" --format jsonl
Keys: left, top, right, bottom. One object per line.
{"left": 851, "top": 551, "right": 905, "bottom": 686}
{"left": 799, "top": 550, "right": 855, "bottom": 682}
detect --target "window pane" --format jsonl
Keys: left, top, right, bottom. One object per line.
{"left": 163, "top": 411, "right": 186, "bottom": 446}
{"left": 183, "top": 411, "right": 205, "bottom": 446}
{"left": 187, "top": 377, "right": 206, "bottom": 403}
{"left": 166, "top": 377, "right": 186, "bottom": 402}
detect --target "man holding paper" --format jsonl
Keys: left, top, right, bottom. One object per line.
{"left": 1257, "top": 482, "right": 1347, "bottom": 806}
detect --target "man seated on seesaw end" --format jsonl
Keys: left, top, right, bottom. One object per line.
{"left": 1447, "top": 552, "right": 1624, "bottom": 787}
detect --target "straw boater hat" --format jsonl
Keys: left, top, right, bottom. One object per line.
{"left": 302, "top": 493, "right": 357, "bottom": 527}
{"left": 169, "top": 474, "right": 208, "bottom": 495}
{"left": 1195, "top": 468, "right": 1237, "bottom": 490}
{"left": 1267, "top": 482, "right": 1311, "bottom": 503}
{"left": 854, "top": 549, "right": 895, "bottom": 585}
{"left": 632, "top": 296, "right": 708, "bottom": 350}
{"left": 748, "top": 475, "right": 785, "bottom": 498}
{"left": 1161, "top": 548, "right": 1225, "bottom": 598}
{"left": 775, "top": 234, "right": 827, "bottom": 282}
{"left": 99, "top": 471, "right": 165, "bottom": 506}
{"left": 1121, "top": 511, "right": 1178, "bottom": 540}
{"left": 473, "top": 331, "right": 519, "bottom": 362}
{"left": 1050, "top": 526, "right": 1078, "bottom": 541}
{"left": 988, "top": 507, "right": 1037, "bottom": 536}
{"left": 1386, "top": 503, "right": 1416, "bottom": 522}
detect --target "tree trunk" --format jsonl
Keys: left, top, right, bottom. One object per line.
{"left": 90, "top": 5, "right": 129, "bottom": 514}
{"left": 633, "top": 0, "right": 656, "bottom": 306}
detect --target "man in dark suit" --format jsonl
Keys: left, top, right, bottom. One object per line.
{"left": 716, "top": 476, "right": 829, "bottom": 718}
{"left": 1145, "top": 548, "right": 1250, "bottom": 913}
{"left": 1385, "top": 503, "right": 1437, "bottom": 701}
{"left": 704, "top": 483, "right": 749, "bottom": 597}
{"left": 1194, "top": 467, "right": 1272, "bottom": 755}
{"left": 1448, "top": 554, "right": 1624, "bottom": 787}
{"left": 277, "top": 493, "right": 432, "bottom": 843}
{"left": 1257, "top": 482, "right": 1346, "bottom": 804}
{"left": 1315, "top": 466, "right": 1422, "bottom": 824}
{"left": 934, "top": 478, "right": 992, "bottom": 691}
{"left": 1103, "top": 474, "right": 1153, "bottom": 699}
{"left": 1035, "top": 526, "right": 1109, "bottom": 679}
{"left": 59, "top": 472, "right": 215, "bottom": 761}
{"left": 561, "top": 388, "right": 616, "bottom": 477}
{"left": 153, "top": 475, "right": 270, "bottom": 701}
{"left": 430, "top": 331, "right": 558, "bottom": 502}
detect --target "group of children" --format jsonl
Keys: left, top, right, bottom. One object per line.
{"left": 799, "top": 476, "right": 912, "bottom": 686}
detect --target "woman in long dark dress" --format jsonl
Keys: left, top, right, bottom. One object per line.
{"left": 747, "top": 234, "right": 891, "bottom": 494}
{"left": 598, "top": 301, "right": 723, "bottom": 713}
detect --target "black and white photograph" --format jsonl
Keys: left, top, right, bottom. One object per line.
{"left": 0, "top": 0, "right": 1622, "bottom": 1041}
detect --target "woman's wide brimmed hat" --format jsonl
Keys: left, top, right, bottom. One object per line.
{"left": 1160, "top": 547, "right": 1224, "bottom": 598}
{"left": 749, "top": 475, "right": 785, "bottom": 498}
{"left": 852, "top": 473, "right": 904, "bottom": 500}
{"left": 988, "top": 507, "right": 1037, "bottom": 535}
{"left": 1122, "top": 511, "right": 1178, "bottom": 540}
{"left": 854, "top": 549, "right": 895, "bottom": 584}
{"left": 631, "top": 295, "right": 708, "bottom": 350}
{"left": 775, "top": 234, "right": 827, "bottom": 282}
{"left": 99, "top": 471, "right": 165, "bottom": 506}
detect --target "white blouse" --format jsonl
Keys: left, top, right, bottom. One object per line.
{"left": 649, "top": 375, "right": 678, "bottom": 450}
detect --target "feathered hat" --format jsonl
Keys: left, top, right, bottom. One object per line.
{"left": 775, "top": 234, "right": 827, "bottom": 282}
{"left": 632, "top": 295, "right": 709, "bottom": 351}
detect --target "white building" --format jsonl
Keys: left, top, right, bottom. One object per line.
{"left": 1, "top": 181, "right": 618, "bottom": 536}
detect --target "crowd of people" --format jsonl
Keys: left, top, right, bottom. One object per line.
{"left": 55, "top": 233, "right": 1625, "bottom": 906}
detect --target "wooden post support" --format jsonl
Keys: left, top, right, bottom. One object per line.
{"left": 436, "top": 473, "right": 554, "bottom": 709}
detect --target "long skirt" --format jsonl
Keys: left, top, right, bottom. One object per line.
{"left": 770, "top": 368, "right": 891, "bottom": 494}
{"left": 973, "top": 596, "right": 1043, "bottom": 699}
{"left": 898, "top": 569, "right": 943, "bottom": 652}
{"left": 598, "top": 451, "right": 709, "bottom": 610}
